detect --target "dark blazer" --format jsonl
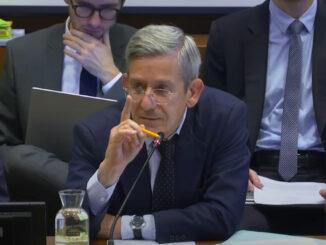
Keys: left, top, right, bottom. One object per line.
{"left": 203, "top": 0, "right": 326, "bottom": 151}
{"left": 66, "top": 87, "right": 250, "bottom": 243}
{"left": 0, "top": 22, "right": 136, "bottom": 189}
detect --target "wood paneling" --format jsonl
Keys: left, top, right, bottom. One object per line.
{"left": 0, "top": 12, "right": 222, "bottom": 34}
{"left": 0, "top": 47, "right": 6, "bottom": 75}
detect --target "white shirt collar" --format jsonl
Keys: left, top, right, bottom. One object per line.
{"left": 269, "top": 0, "right": 317, "bottom": 34}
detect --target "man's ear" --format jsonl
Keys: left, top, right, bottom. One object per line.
{"left": 186, "top": 78, "right": 204, "bottom": 108}
{"left": 122, "top": 73, "right": 129, "bottom": 90}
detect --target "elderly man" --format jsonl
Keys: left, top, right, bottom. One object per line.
{"left": 0, "top": 0, "right": 135, "bottom": 230}
{"left": 66, "top": 25, "right": 250, "bottom": 243}
{"left": 204, "top": 0, "right": 326, "bottom": 234}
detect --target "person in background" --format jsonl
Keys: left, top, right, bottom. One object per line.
{"left": 204, "top": 0, "right": 326, "bottom": 234}
{"left": 0, "top": 0, "right": 135, "bottom": 230}
{"left": 0, "top": 158, "right": 9, "bottom": 202}
{"left": 66, "top": 24, "right": 250, "bottom": 242}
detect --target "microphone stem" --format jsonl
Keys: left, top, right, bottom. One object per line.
{"left": 107, "top": 142, "right": 159, "bottom": 245}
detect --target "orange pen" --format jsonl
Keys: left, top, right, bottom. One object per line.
{"left": 142, "top": 128, "right": 160, "bottom": 138}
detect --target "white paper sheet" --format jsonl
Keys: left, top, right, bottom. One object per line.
{"left": 113, "top": 241, "right": 195, "bottom": 245}
{"left": 221, "top": 230, "right": 326, "bottom": 245}
{"left": 254, "top": 176, "right": 326, "bottom": 205}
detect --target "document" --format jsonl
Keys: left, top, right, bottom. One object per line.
{"left": 253, "top": 176, "right": 326, "bottom": 205}
{"left": 222, "top": 230, "right": 326, "bottom": 245}
{"left": 113, "top": 241, "right": 195, "bottom": 245}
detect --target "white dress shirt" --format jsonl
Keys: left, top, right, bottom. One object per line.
{"left": 256, "top": 0, "right": 323, "bottom": 151}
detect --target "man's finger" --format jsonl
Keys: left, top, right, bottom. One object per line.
{"left": 320, "top": 189, "right": 326, "bottom": 199}
{"left": 64, "top": 47, "right": 81, "bottom": 61}
{"left": 103, "top": 32, "right": 113, "bottom": 52}
{"left": 248, "top": 181, "right": 254, "bottom": 192}
{"left": 249, "top": 169, "right": 263, "bottom": 189}
{"left": 63, "top": 39, "right": 83, "bottom": 54}
{"left": 120, "top": 95, "right": 132, "bottom": 122}
{"left": 70, "top": 28, "right": 94, "bottom": 43}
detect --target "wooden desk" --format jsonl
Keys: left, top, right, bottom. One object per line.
{"left": 46, "top": 235, "right": 326, "bottom": 244}
{"left": 0, "top": 46, "right": 6, "bottom": 74}
{"left": 46, "top": 237, "right": 218, "bottom": 245}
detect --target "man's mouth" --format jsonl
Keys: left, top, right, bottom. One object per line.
{"left": 83, "top": 28, "right": 102, "bottom": 38}
{"left": 139, "top": 116, "right": 160, "bottom": 121}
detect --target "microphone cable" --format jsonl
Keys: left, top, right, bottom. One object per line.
{"left": 107, "top": 133, "right": 164, "bottom": 245}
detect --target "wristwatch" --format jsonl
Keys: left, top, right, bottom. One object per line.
{"left": 130, "top": 215, "right": 146, "bottom": 239}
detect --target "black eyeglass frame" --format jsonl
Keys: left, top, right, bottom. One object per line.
{"left": 69, "top": 0, "right": 120, "bottom": 21}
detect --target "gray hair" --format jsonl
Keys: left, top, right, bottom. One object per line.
{"left": 126, "top": 25, "right": 201, "bottom": 88}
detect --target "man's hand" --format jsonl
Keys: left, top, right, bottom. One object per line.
{"left": 97, "top": 214, "right": 121, "bottom": 239}
{"left": 63, "top": 29, "right": 120, "bottom": 84}
{"left": 248, "top": 169, "right": 263, "bottom": 192}
{"left": 98, "top": 95, "right": 146, "bottom": 187}
{"left": 319, "top": 188, "right": 326, "bottom": 200}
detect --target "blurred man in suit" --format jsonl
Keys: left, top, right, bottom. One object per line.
{"left": 204, "top": 0, "right": 326, "bottom": 234}
{"left": 66, "top": 25, "right": 250, "bottom": 243}
{"left": 0, "top": 158, "right": 9, "bottom": 202}
{"left": 0, "top": 0, "right": 135, "bottom": 229}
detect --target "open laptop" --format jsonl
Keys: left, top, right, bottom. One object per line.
{"left": 25, "top": 87, "right": 117, "bottom": 162}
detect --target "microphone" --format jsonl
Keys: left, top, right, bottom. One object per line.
{"left": 107, "top": 132, "right": 164, "bottom": 245}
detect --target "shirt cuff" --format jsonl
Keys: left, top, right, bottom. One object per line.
{"left": 121, "top": 214, "right": 156, "bottom": 240}
{"left": 102, "top": 72, "right": 123, "bottom": 94}
{"left": 86, "top": 169, "right": 117, "bottom": 215}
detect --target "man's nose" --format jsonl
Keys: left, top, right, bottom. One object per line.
{"left": 140, "top": 92, "right": 158, "bottom": 110}
{"left": 88, "top": 10, "right": 102, "bottom": 27}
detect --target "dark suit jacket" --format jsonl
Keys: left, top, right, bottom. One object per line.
{"left": 0, "top": 22, "right": 135, "bottom": 232}
{"left": 66, "top": 87, "right": 250, "bottom": 243}
{"left": 203, "top": 0, "right": 326, "bottom": 152}
{"left": 0, "top": 23, "right": 135, "bottom": 188}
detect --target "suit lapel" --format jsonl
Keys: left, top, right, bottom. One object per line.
{"left": 174, "top": 109, "right": 206, "bottom": 207}
{"left": 312, "top": 0, "right": 326, "bottom": 136}
{"left": 244, "top": 2, "right": 270, "bottom": 150}
{"left": 43, "top": 24, "right": 65, "bottom": 91}
{"left": 109, "top": 25, "right": 127, "bottom": 72}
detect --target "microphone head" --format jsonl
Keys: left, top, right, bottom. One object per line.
{"left": 158, "top": 132, "right": 165, "bottom": 141}
{"left": 153, "top": 132, "right": 164, "bottom": 147}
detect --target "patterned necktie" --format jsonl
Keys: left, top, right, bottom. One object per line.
{"left": 278, "top": 20, "right": 305, "bottom": 181}
{"left": 152, "top": 136, "right": 177, "bottom": 211}
{"left": 79, "top": 67, "right": 98, "bottom": 96}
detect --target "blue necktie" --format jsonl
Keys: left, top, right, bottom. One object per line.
{"left": 278, "top": 20, "right": 305, "bottom": 181}
{"left": 152, "top": 136, "right": 177, "bottom": 211}
{"left": 79, "top": 68, "right": 98, "bottom": 96}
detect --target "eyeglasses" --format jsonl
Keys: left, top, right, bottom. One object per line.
{"left": 127, "top": 85, "right": 177, "bottom": 105}
{"left": 70, "top": 0, "right": 120, "bottom": 20}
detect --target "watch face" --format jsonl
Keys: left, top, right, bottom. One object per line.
{"left": 130, "top": 216, "right": 146, "bottom": 229}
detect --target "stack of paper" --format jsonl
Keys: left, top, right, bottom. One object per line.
{"left": 222, "top": 230, "right": 326, "bottom": 245}
{"left": 253, "top": 176, "right": 326, "bottom": 205}
{"left": 112, "top": 241, "right": 195, "bottom": 245}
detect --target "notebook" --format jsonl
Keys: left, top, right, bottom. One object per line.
{"left": 25, "top": 87, "right": 117, "bottom": 162}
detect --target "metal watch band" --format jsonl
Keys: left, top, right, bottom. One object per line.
{"left": 132, "top": 228, "right": 143, "bottom": 240}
